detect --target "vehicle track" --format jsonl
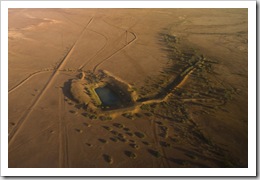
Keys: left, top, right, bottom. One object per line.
{"left": 78, "top": 29, "right": 108, "bottom": 70}
{"left": 8, "top": 17, "right": 93, "bottom": 146}
{"left": 80, "top": 19, "right": 138, "bottom": 72}
{"left": 103, "top": 19, "right": 139, "bottom": 32}
{"left": 8, "top": 45, "right": 73, "bottom": 144}
{"left": 79, "top": 29, "right": 126, "bottom": 71}
{"left": 150, "top": 119, "right": 170, "bottom": 167}
{"left": 58, "top": 88, "right": 69, "bottom": 168}
{"left": 8, "top": 125, "right": 55, "bottom": 153}
{"left": 8, "top": 68, "right": 79, "bottom": 94}
{"left": 8, "top": 70, "right": 51, "bottom": 94}
{"left": 151, "top": 119, "right": 165, "bottom": 167}
{"left": 92, "top": 31, "right": 137, "bottom": 72}
{"left": 57, "top": 9, "right": 85, "bottom": 28}
{"left": 9, "top": 16, "right": 94, "bottom": 94}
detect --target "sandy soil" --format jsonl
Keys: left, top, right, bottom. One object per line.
{"left": 8, "top": 8, "right": 247, "bottom": 168}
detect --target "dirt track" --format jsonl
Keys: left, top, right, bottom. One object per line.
{"left": 8, "top": 8, "right": 248, "bottom": 168}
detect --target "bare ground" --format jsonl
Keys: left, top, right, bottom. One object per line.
{"left": 8, "top": 8, "right": 247, "bottom": 168}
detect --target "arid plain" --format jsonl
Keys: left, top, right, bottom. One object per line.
{"left": 8, "top": 8, "right": 248, "bottom": 168}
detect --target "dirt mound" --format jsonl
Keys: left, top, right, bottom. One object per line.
{"left": 70, "top": 79, "right": 90, "bottom": 104}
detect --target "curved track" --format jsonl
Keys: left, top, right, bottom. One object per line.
{"left": 8, "top": 17, "right": 94, "bottom": 145}
{"left": 8, "top": 16, "right": 140, "bottom": 167}
{"left": 8, "top": 70, "right": 51, "bottom": 94}
{"left": 92, "top": 31, "right": 137, "bottom": 72}
{"left": 78, "top": 28, "right": 109, "bottom": 70}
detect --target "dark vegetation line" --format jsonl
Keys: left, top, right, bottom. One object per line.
{"left": 137, "top": 58, "right": 204, "bottom": 103}
{"left": 187, "top": 32, "right": 247, "bottom": 35}
{"left": 64, "top": 31, "right": 240, "bottom": 167}
{"left": 112, "top": 31, "right": 240, "bottom": 167}
{"left": 136, "top": 32, "right": 236, "bottom": 107}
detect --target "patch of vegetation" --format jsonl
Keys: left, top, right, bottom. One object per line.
{"left": 140, "top": 104, "right": 151, "bottom": 111}
{"left": 102, "top": 126, "right": 112, "bottom": 131}
{"left": 89, "top": 114, "right": 98, "bottom": 120}
{"left": 83, "top": 122, "right": 91, "bottom": 127}
{"left": 110, "top": 137, "right": 118, "bottom": 142}
{"left": 159, "top": 141, "right": 171, "bottom": 147}
{"left": 126, "top": 132, "right": 134, "bottom": 137}
{"left": 117, "top": 136, "right": 127, "bottom": 143}
{"left": 158, "top": 126, "right": 169, "bottom": 138}
{"left": 124, "top": 151, "right": 137, "bottom": 159}
{"left": 69, "top": 110, "right": 77, "bottom": 114}
{"left": 99, "top": 115, "right": 112, "bottom": 121}
{"left": 118, "top": 133, "right": 126, "bottom": 139}
{"left": 122, "top": 112, "right": 135, "bottom": 119}
{"left": 144, "top": 112, "right": 153, "bottom": 117}
{"left": 113, "top": 123, "right": 124, "bottom": 129}
{"left": 129, "top": 143, "right": 139, "bottom": 149}
{"left": 142, "top": 141, "right": 150, "bottom": 146}
{"left": 103, "top": 154, "right": 113, "bottom": 164}
{"left": 75, "top": 128, "right": 83, "bottom": 133}
{"left": 98, "top": 138, "right": 107, "bottom": 144}
{"left": 134, "top": 132, "right": 146, "bottom": 139}
{"left": 85, "top": 143, "right": 93, "bottom": 147}
{"left": 111, "top": 130, "right": 119, "bottom": 136}
{"left": 147, "top": 149, "right": 161, "bottom": 158}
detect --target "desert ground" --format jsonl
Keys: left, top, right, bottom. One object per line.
{"left": 8, "top": 8, "right": 248, "bottom": 168}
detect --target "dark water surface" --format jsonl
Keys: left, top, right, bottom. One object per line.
{"left": 95, "top": 86, "right": 122, "bottom": 107}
